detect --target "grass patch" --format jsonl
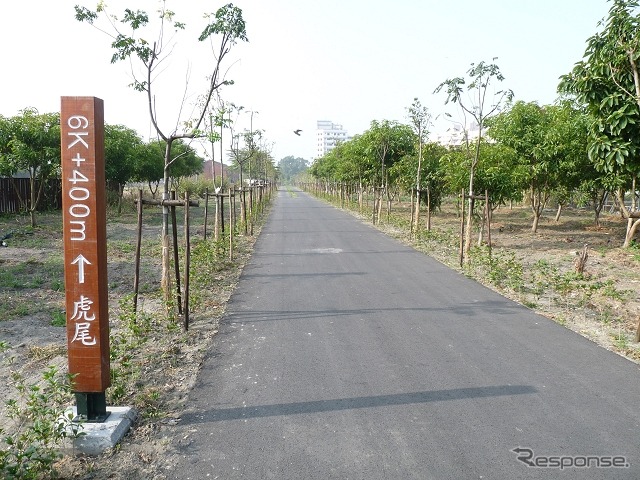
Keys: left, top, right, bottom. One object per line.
{"left": 50, "top": 311, "right": 66, "bottom": 327}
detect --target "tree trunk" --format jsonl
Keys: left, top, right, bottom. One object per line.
{"left": 623, "top": 218, "right": 640, "bottom": 248}
{"left": 414, "top": 189, "right": 421, "bottom": 234}
{"left": 532, "top": 212, "right": 541, "bottom": 233}
{"left": 464, "top": 158, "right": 477, "bottom": 259}
{"left": 117, "top": 183, "right": 124, "bottom": 216}
{"left": 555, "top": 203, "right": 562, "bottom": 222}
{"left": 464, "top": 196, "right": 474, "bottom": 259}
{"left": 409, "top": 188, "right": 416, "bottom": 236}
{"left": 459, "top": 189, "right": 466, "bottom": 267}
{"left": 426, "top": 186, "right": 432, "bottom": 231}
{"left": 161, "top": 139, "right": 174, "bottom": 306}
{"left": 615, "top": 178, "right": 639, "bottom": 247}
{"left": 592, "top": 190, "right": 606, "bottom": 227}
{"left": 214, "top": 194, "right": 220, "bottom": 241}
{"left": 29, "top": 175, "right": 38, "bottom": 228}
{"left": 530, "top": 188, "right": 546, "bottom": 233}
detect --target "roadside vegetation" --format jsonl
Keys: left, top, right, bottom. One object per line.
{"left": 0, "top": 187, "right": 272, "bottom": 478}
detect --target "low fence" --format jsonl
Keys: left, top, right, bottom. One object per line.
{"left": 0, "top": 177, "right": 62, "bottom": 214}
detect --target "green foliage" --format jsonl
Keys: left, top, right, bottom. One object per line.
{"left": 310, "top": 120, "right": 415, "bottom": 192}
{"left": 441, "top": 141, "right": 525, "bottom": 207}
{"left": 487, "top": 101, "right": 592, "bottom": 231}
{"left": 104, "top": 124, "right": 144, "bottom": 194}
{"left": 50, "top": 311, "right": 66, "bottom": 327}
{"left": 200, "top": 4, "right": 248, "bottom": 43}
{"left": 278, "top": 156, "right": 310, "bottom": 182}
{"left": 187, "top": 238, "right": 233, "bottom": 311}
{"left": 629, "top": 240, "right": 640, "bottom": 261}
{"left": 467, "top": 246, "right": 524, "bottom": 292}
{"left": 390, "top": 142, "right": 448, "bottom": 210}
{"left": 174, "top": 177, "right": 214, "bottom": 199}
{"left": 132, "top": 139, "right": 204, "bottom": 186}
{"left": 361, "top": 119, "right": 416, "bottom": 186}
{"left": 559, "top": 0, "right": 640, "bottom": 180}
{"left": 0, "top": 366, "right": 82, "bottom": 480}
{"left": 74, "top": 1, "right": 250, "bottom": 201}
{"left": 0, "top": 259, "right": 63, "bottom": 291}
{"left": 108, "top": 295, "right": 154, "bottom": 405}
{"left": 0, "top": 109, "right": 61, "bottom": 227}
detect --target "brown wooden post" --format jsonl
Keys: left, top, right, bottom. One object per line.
{"left": 184, "top": 193, "right": 191, "bottom": 331}
{"left": 220, "top": 190, "right": 226, "bottom": 234}
{"left": 486, "top": 189, "right": 492, "bottom": 256}
{"left": 133, "top": 188, "right": 143, "bottom": 313}
{"left": 459, "top": 189, "right": 466, "bottom": 267}
{"left": 170, "top": 191, "right": 183, "bottom": 316}
{"left": 249, "top": 185, "right": 254, "bottom": 236}
{"left": 203, "top": 187, "right": 209, "bottom": 240}
{"left": 214, "top": 193, "right": 220, "bottom": 241}
{"left": 229, "top": 188, "right": 234, "bottom": 260}
{"left": 60, "top": 97, "right": 110, "bottom": 422}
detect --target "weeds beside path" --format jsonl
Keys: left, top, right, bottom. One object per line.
{"left": 0, "top": 198, "right": 267, "bottom": 479}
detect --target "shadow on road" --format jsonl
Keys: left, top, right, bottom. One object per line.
{"left": 225, "top": 301, "right": 524, "bottom": 323}
{"left": 180, "top": 385, "right": 537, "bottom": 424}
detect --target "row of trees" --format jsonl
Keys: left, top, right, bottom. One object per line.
{"left": 309, "top": 0, "right": 640, "bottom": 251}
{"left": 0, "top": 108, "right": 204, "bottom": 226}
{"left": 308, "top": 100, "right": 596, "bottom": 232}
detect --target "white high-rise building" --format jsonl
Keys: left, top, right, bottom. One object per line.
{"left": 315, "top": 120, "right": 351, "bottom": 159}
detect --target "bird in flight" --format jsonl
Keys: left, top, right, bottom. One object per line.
{"left": 293, "top": 129, "right": 302, "bottom": 136}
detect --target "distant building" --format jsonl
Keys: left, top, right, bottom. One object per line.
{"left": 202, "top": 160, "right": 224, "bottom": 180}
{"left": 433, "top": 121, "right": 483, "bottom": 147}
{"left": 202, "top": 160, "right": 238, "bottom": 184}
{"left": 315, "top": 120, "right": 351, "bottom": 159}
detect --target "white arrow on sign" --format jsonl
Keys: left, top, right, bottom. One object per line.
{"left": 71, "top": 255, "right": 92, "bottom": 284}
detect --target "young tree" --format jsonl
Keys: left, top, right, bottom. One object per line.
{"left": 559, "top": 0, "right": 640, "bottom": 246}
{"left": 435, "top": 60, "right": 513, "bottom": 258}
{"left": 229, "top": 120, "right": 261, "bottom": 233}
{"left": 406, "top": 98, "right": 431, "bottom": 234}
{"left": 360, "top": 120, "right": 415, "bottom": 224}
{"left": 0, "top": 108, "right": 60, "bottom": 227}
{"left": 75, "top": 2, "right": 248, "bottom": 297}
{"left": 391, "top": 142, "right": 447, "bottom": 231}
{"left": 441, "top": 141, "right": 525, "bottom": 244}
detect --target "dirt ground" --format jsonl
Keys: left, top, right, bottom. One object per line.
{"left": 0, "top": 196, "right": 639, "bottom": 479}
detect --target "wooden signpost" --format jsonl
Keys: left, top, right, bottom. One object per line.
{"left": 60, "top": 97, "right": 110, "bottom": 422}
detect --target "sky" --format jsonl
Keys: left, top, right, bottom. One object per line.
{"left": 2, "top": 1, "right": 611, "bottom": 164}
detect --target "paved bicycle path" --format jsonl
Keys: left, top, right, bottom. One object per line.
{"left": 168, "top": 188, "right": 640, "bottom": 479}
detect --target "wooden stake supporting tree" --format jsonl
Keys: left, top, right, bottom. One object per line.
{"left": 184, "top": 193, "right": 191, "bottom": 331}
{"left": 132, "top": 192, "right": 198, "bottom": 328}
{"left": 435, "top": 60, "right": 513, "bottom": 260}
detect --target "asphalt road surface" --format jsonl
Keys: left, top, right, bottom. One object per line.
{"left": 168, "top": 188, "right": 640, "bottom": 479}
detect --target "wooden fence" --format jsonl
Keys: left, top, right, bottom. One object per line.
{"left": 0, "top": 177, "right": 62, "bottom": 214}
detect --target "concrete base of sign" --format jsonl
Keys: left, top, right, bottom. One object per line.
{"left": 65, "top": 406, "right": 137, "bottom": 455}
